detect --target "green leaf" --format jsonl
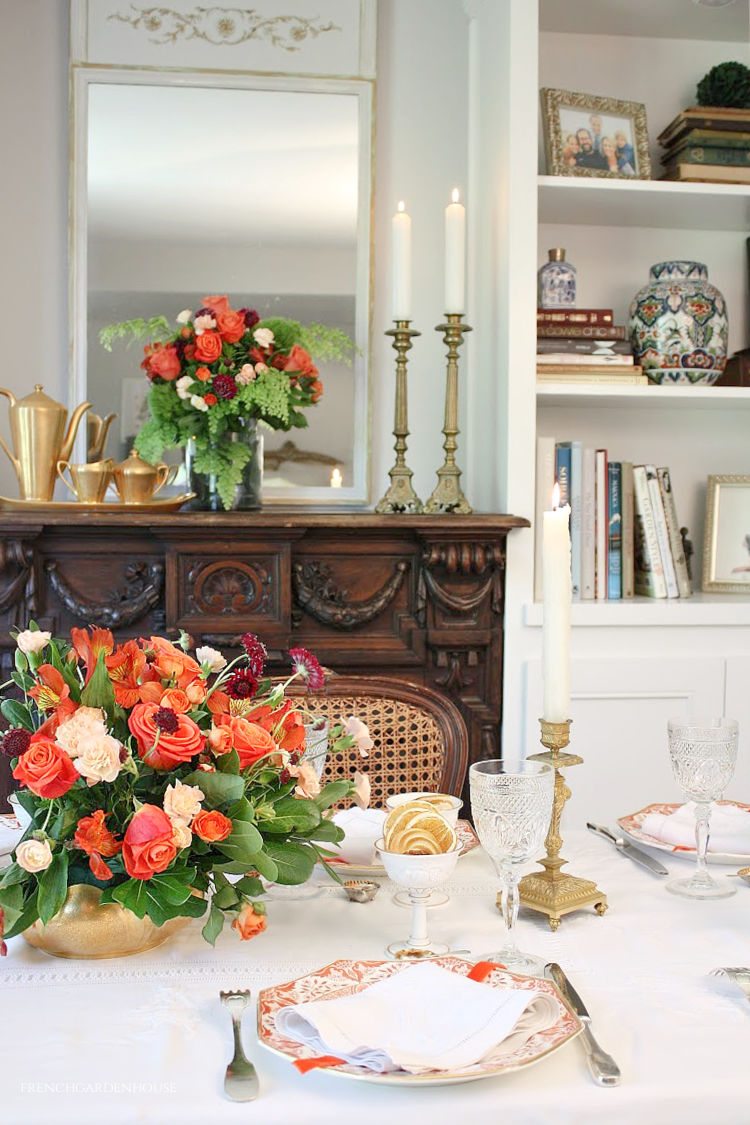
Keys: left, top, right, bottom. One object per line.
{"left": 46, "top": 639, "right": 81, "bottom": 697}
{"left": 262, "top": 840, "right": 316, "bottom": 885}
{"left": 37, "top": 851, "right": 69, "bottom": 925}
{"left": 314, "top": 780, "right": 353, "bottom": 811}
{"left": 215, "top": 749, "right": 240, "bottom": 774}
{"left": 80, "top": 649, "right": 116, "bottom": 720}
{"left": 0, "top": 698, "right": 34, "bottom": 732}
{"left": 14, "top": 649, "right": 27, "bottom": 673}
{"left": 234, "top": 875, "right": 264, "bottom": 898}
{"left": 0, "top": 862, "right": 32, "bottom": 890}
{"left": 110, "top": 869, "right": 196, "bottom": 926}
{"left": 212, "top": 881, "right": 240, "bottom": 910}
{"left": 182, "top": 769, "right": 245, "bottom": 807}
{"left": 214, "top": 859, "right": 258, "bottom": 876}
{"left": 247, "top": 848, "right": 278, "bottom": 882}
{"left": 262, "top": 795, "right": 321, "bottom": 835}
{"left": 201, "top": 903, "right": 225, "bottom": 946}
{"left": 2, "top": 886, "right": 39, "bottom": 938}
{"left": 0, "top": 883, "right": 25, "bottom": 932}
{"left": 304, "top": 819, "right": 345, "bottom": 844}
{"left": 12, "top": 789, "right": 38, "bottom": 819}
{"left": 217, "top": 819, "right": 263, "bottom": 866}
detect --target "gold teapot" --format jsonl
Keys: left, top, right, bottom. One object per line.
{"left": 112, "top": 448, "right": 176, "bottom": 505}
{"left": 0, "top": 385, "right": 91, "bottom": 502}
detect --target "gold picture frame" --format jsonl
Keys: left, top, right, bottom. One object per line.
{"left": 702, "top": 475, "right": 750, "bottom": 592}
{"left": 541, "top": 88, "right": 651, "bottom": 180}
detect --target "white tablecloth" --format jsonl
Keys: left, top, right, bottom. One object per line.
{"left": 3, "top": 831, "right": 750, "bottom": 1125}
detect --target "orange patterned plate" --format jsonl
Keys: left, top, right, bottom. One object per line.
{"left": 257, "top": 957, "right": 582, "bottom": 1086}
{"left": 328, "top": 819, "right": 480, "bottom": 878}
{"left": 618, "top": 800, "right": 750, "bottom": 865}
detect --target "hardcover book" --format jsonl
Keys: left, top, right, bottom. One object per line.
{"left": 535, "top": 353, "right": 634, "bottom": 366}
{"left": 658, "top": 107, "right": 750, "bottom": 146}
{"left": 657, "top": 467, "right": 692, "bottom": 599}
{"left": 536, "top": 337, "right": 632, "bottom": 355}
{"left": 595, "top": 450, "right": 607, "bottom": 600}
{"left": 633, "top": 465, "right": 667, "bottom": 598}
{"left": 537, "top": 372, "right": 648, "bottom": 385}
{"left": 661, "top": 163, "right": 750, "bottom": 184}
{"left": 570, "top": 441, "right": 582, "bottom": 601}
{"left": 621, "top": 462, "right": 635, "bottom": 599}
{"left": 662, "top": 127, "right": 750, "bottom": 150}
{"left": 537, "top": 324, "right": 627, "bottom": 340}
{"left": 645, "top": 464, "right": 679, "bottom": 598}
{"left": 537, "top": 364, "right": 643, "bottom": 376}
{"left": 662, "top": 144, "right": 750, "bottom": 168}
{"left": 607, "top": 462, "right": 622, "bottom": 600}
{"left": 537, "top": 309, "right": 613, "bottom": 326}
{"left": 581, "top": 447, "right": 596, "bottom": 600}
{"left": 555, "top": 442, "right": 572, "bottom": 508}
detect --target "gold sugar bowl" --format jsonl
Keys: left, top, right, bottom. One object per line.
{"left": 112, "top": 448, "right": 176, "bottom": 506}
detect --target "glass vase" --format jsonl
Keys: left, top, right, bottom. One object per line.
{"left": 185, "top": 420, "right": 263, "bottom": 511}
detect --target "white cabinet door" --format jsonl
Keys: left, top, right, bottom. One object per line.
{"left": 723, "top": 656, "right": 750, "bottom": 804}
{"left": 523, "top": 656, "right": 726, "bottom": 830}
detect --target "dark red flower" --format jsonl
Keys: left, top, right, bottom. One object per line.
{"left": 240, "top": 308, "right": 260, "bottom": 329}
{"left": 225, "top": 669, "right": 259, "bottom": 700}
{"left": 241, "top": 633, "right": 267, "bottom": 678}
{"left": 289, "top": 646, "right": 324, "bottom": 691}
{"left": 1, "top": 728, "right": 31, "bottom": 757}
{"left": 154, "top": 706, "right": 179, "bottom": 734}
{"left": 213, "top": 373, "right": 238, "bottom": 401}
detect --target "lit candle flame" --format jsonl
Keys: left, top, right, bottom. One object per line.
{"left": 397, "top": 200, "right": 406, "bottom": 213}
{"left": 551, "top": 481, "right": 561, "bottom": 510}
{"left": 451, "top": 187, "right": 460, "bottom": 204}
{"left": 330, "top": 467, "right": 343, "bottom": 489}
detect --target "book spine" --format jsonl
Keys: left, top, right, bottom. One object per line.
{"left": 537, "top": 373, "right": 647, "bottom": 385}
{"left": 534, "top": 436, "right": 556, "bottom": 602}
{"left": 537, "top": 364, "right": 643, "bottom": 376}
{"left": 621, "top": 462, "right": 635, "bottom": 599}
{"left": 664, "top": 163, "right": 750, "bottom": 183}
{"left": 663, "top": 144, "right": 750, "bottom": 167}
{"left": 607, "top": 462, "right": 622, "bottom": 600}
{"left": 595, "top": 450, "right": 607, "bottom": 600}
{"left": 657, "top": 467, "right": 692, "bottom": 599}
{"left": 570, "top": 441, "right": 582, "bottom": 601}
{"left": 535, "top": 353, "right": 634, "bottom": 366}
{"left": 646, "top": 465, "right": 679, "bottom": 598}
{"left": 581, "top": 448, "right": 596, "bottom": 600}
{"left": 537, "top": 324, "right": 626, "bottom": 340}
{"left": 555, "top": 442, "right": 572, "bottom": 507}
{"left": 632, "top": 465, "right": 667, "bottom": 598}
{"left": 666, "top": 128, "right": 750, "bottom": 149}
{"left": 538, "top": 309, "right": 613, "bottom": 326}
{"left": 536, "top": 338, "right": 632, "bottom": 355}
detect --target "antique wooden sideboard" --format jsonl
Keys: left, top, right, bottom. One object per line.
{"left": 0, "top": 511, "right": 527, "bottom": 806}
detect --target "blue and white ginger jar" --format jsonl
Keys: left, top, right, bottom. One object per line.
{"left": 628, "top": 260, "right": 728, "bottom": 385}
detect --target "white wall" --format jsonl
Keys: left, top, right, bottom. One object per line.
{"left": 0, "top": 0, "right": 472, "bottom": 506}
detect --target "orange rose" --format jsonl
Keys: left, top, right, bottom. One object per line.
{"left": 194, "top": 365, "right": 212, "bottom": 382}
{"left": 192, "top": 809, "right": 233, "bottom": 843}
{"left": 203, "top": 393, "right": 218, "bottom": 406}
{"left": 122, "top": 804, "right": 177, "bottom": 881}
{"left": 202, "top": 294, "right": 231, "bottom": 317}
{"left": 285, "top": 344, "right": 318, "bottom": 379}
{"left": 13, "top": 737, "right": 79, "bottom": 798}
{"left": 232, "top": 903, "right": 267, "bottom": 941}
{"left": 149, "top": 344, "right": 182, "bottom": 381}
{"left": 215, "top": 715, "right": 278, "bottom": 770}
{"left": 310, "top": 379, "right": 323, "bottom": 403}
{"left": 159, "top": 688, "right": 191, "bottom": 713}
{"left": 194, "top": 330, "right": 222, "bottom": 363}
{"left": 216, "top": 309, "right": 246, "bottom": 344}
{"left": 128, "top": 702, "right": 205, "bottom": 770}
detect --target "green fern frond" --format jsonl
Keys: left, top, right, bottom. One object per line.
{"left": 99, "top": 316, "right": 172, "bottom": 352}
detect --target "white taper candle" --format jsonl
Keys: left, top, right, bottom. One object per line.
{"left": 542, "top": 482, "right": 572, "bottom": 722}
{"left": 392, "top": 201, "right": 412, "bottom": 321}
{"left": 444, "top": 187, "right": 466, "bottom": 314}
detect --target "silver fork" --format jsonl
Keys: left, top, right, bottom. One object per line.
{"left": 219, "top": 989, "right": 260, "bottom": 1101}
{"left": 711, "top": 967, "right": 750, "bottom": 1003}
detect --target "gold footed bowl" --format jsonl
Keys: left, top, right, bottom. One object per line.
{"left": 23, "top": 884, "right": 194, "bottom": 959}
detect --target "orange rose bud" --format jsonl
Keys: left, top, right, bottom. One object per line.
{"left": 13, "top": 737, "right": 79, "bottom": 798}
{"left": 192, "top": 809, "right": 233, "bottom": 843}
{"left": 203, "top": 393, "right": 218, "bottom": 406}
{"left": 122, "top": 804, "right": 177, "bottom": 881}
{"left": 194, "top": 365, "right": 212, "bottom": 382}
{"left": 232, "top": 903, "right": 268, "bottom": 940}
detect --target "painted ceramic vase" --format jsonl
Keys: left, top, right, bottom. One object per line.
{"left": 628, "top": 261, "right": 728, "bottom": 385}
{"left": 538, "top": 248, "right": 577, "bottom": 308}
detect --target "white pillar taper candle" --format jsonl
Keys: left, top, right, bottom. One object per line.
{"left": 542, "top": 482, "right": 572, "bottom": 722}
{"left": 392, "top": 200, "right": 412, "bottom": 321}
{"left": 444, "top": 187, "right": 466, "bottom": 314}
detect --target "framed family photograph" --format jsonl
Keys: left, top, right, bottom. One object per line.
{"left": 702, "top": 475, "right": 750, "bottom": 592}
{"left": 541, "top": 88, "right": 651, "bottom": 180}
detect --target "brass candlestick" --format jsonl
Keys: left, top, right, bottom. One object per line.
{"left": 516, "top": 718, "right": 607, "bottom": 930}
{"left": 424, "top": 314, "right": 472, "bottom": 514}
{"left": 375, "top": 320, "right": 423, "bottom": 514}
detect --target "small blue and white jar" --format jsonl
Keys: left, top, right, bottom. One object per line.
{"left": 538, "top": 248, "right": 577, "bottom": 308}
{"left": 628, "top": 261, "right": 728, "bottom": 385}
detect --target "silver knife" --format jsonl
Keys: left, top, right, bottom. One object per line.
{"left": 545, "top": 963, "right": 621, "bottom": 1087}
{"left": 587, "top": 822, "right": 668, "bottom": 876}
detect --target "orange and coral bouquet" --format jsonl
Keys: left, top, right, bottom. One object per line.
{"left": 0, "top": 626, "right": 366, "bottom": 953}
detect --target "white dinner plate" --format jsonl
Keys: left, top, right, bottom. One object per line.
{"left": 618, "top": 801, "right": 750, "bottom": 865}
{"left": 328, "top": 818, "right": 480, "bottom": 878}
{"left": 257, "top": 956, "right": 582, "bottom": 1085}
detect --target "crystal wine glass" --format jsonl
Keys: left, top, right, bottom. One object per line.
{"left": 469, "top": 759, "right": 554, "bottom": 973}
{"left": 666, "top": 716, "right": 739, "bottom": 899}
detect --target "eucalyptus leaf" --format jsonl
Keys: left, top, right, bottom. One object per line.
{"left": 201, "top": 903, "right": 225, "bottom": 946}
{"left": 262, "top": 840, "right": 316, "bottom": 885}
{"left": 262, "top": 795, "right": 321, "bottom": 835}
{"left": 182, "top": 769, "right": 244, "bottom": 807}
{"left": 217, "top": 819, "right": 263, "bottom": 865}
{"left": 2, "top": 886, "right": 39, "bottom": 939}
{"left": 249, "top": 849, "right": 278, "bottom": 882}
{"left": 0, "top": 698, "right": 33, "bottom": 731}
{"left": 314, "top": 780, "right": 353, "bottom": 811}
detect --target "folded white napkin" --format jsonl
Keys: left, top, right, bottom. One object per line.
{"left": 0, "top": 812, "right": 24, "bottom": 857}
{"left": 274, "top": 962, "right": 559, "bottom": 1074}
{"left": 330, "top": 808, "right": 387, "bottom": 866}
{"left": 640, "top": 802, "right": 750, "bottom": 854}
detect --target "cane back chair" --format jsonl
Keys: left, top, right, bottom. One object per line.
{"left": 291, "top": 675, "right": 468, "bottom": 808}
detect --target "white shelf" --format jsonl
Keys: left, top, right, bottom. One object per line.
{"left": 524, "top": 592, "right": 750, "bottom": 629}
{"left": 536, "top": 384, "right": 750, "bottom": 410}
{"left": 539, "top": 0, "right": 749, "bottom": 42}
{"left": 538, "top": 175, "right": 750, "bottom": 232}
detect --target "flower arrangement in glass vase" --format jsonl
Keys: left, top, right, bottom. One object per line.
{"left": 100, "top": 294, "right": 354, "bottom": 510}
{"left": 0, "top": 626, "right": 371, "bottom": 954}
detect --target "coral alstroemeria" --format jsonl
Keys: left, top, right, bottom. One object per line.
{"left": 106, "top": 639, "right": 148, "bottom": 707}
{"left": 28, "top": 664, "right": 71, "bottom": 713}
{"left": 71, "top": 627, "right": 115, "bottom": 682}
{"left": 74, "top": 809, "right": 122, "bottom": 880}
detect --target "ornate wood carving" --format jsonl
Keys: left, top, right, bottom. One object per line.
{"left": 293, "top": 559, "right": 408, "bottom": 629}
{"left": 186, "top": 560, "right": 272, "bottom": 616}
{"left": 417, "top": 540, "right": 505, "bottom": 623}
{"left": 0, "top": 539, "right": 36, "bottom": 621}
{"left": 45, "top": 560, "right": 164, "bottom": 628}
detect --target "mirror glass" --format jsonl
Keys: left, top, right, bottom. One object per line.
{"left": 78, "top": 72, "right": 371, "bottom": 501}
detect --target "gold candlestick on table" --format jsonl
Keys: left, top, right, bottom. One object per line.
{"left": 516, "top": 718, "right": 607, "bottom": 930}
{"left": 424, "top": 314, "right": 472, "bottom": 514}
{"left": 375, "top": 320, "right": 423, "bottom": 514}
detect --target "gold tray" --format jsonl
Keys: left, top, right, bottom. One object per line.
{"left": 0, "top": 492, "right": 196, "bottom": 513}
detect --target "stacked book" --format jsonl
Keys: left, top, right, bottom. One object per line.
{"left": 658, "top": 107, "right": 750, "bottom": 184}
{"left": 535, "top": 436, "right": 692, "bottom": 602}
{"left": 537, "top": 309, "right": 644, "bottom": 385}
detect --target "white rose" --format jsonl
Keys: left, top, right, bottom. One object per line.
{"left": 16, "top": 838, "right": 53, "bottom": 873}
{"left": 196, "top": 645, "right": 227, "bottom": 673}
{"left": 176, "top": 374, "right": 194, "bottom": 400}
{"left": 253, "top": 327, "right": 275, "bottom": 349}
{"left": 55, "top": 706, "right": 107, "bottom": 757}
{"left": 176, "top": 308, "right": 192, "bottom": 325}
{"left": 163, "top": 780, "right": 204, "bottom": 826}
{"left": 193, "top": 313, "right": 216, "bottom": 336}
{"left": 16, "top": 629, "right": 51, "bottom": 655}
{"left": 172, "top": 821, "right": 193, "bottom": 850}
{"left": 73, "top": 733, "right": 122, "bottom": 787}
{"left": 190, "top": 394, "right": 209, "bottom": 412}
